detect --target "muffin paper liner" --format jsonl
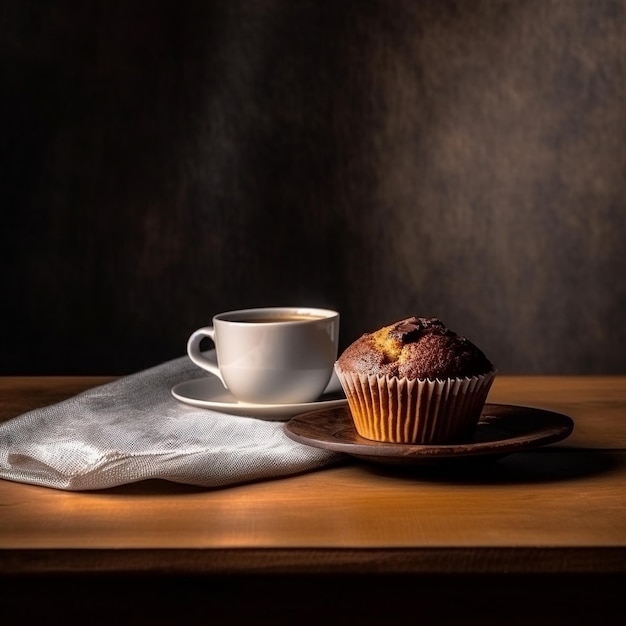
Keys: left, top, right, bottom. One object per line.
{"left": 334, "top": 366, "right": 496, "bottom": 444}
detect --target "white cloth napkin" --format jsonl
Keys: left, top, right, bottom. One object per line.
{"left": 0, "top": 355, "right": 341, "bottom": 491}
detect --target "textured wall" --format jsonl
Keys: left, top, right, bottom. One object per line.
{"left": 2, "top": 0, "right": 625, "bottom": 374}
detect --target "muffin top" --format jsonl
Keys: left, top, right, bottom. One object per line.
{"left": 336, "top": 317, "right": 494, "bottom": 380}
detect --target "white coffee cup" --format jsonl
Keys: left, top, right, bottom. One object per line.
{"left": 186, "top": 307, "right": 340, "bottom": 404}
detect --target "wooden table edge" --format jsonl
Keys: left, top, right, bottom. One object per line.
{"left": 2, "top": 546, "right": 626, "bottom": 576}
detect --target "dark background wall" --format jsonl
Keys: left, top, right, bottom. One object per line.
{"left": 2, "top": 0, "right": 625, "bottom": 375}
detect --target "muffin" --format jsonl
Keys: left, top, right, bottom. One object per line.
{"left": 334, "top": 317, "right": 496, "bottom": 444}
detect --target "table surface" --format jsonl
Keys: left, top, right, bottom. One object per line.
{"left": 1, "top": 374, "right": 625, "bottom": 579}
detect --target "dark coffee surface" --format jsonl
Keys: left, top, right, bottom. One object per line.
{"left": 235, "top": 315, "right": 325, "bottom": 324}
{"left": 2, "top": 1, "right": 625, "bottom": 374}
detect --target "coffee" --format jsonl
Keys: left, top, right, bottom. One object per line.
{"left": 237, "top": 314, "right": 324, "bottom": 324}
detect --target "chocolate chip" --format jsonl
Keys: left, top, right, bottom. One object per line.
{"left": 391, "top": 317, "right": 424, "bottom": 342}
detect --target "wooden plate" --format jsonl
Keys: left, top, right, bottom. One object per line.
{"left": 284, "top": 404, "right": 574, "bottom": 465}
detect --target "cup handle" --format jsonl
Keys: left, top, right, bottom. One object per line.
{"left": 186, "top": 326, "right": 227, "bottom": 388}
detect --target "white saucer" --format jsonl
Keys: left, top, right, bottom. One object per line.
{"left": 171, "top": 372, "right": 347, "bottom": 420}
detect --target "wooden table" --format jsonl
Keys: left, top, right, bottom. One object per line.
{"left": 1, "top": 376, "right": 625, "bottom": 625}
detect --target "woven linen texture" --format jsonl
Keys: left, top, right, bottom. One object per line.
{"left": 0, "top": 356, "right": 340, "bottom": 490}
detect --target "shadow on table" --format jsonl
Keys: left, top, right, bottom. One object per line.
{"left": 357, "top": 447, "right": 622, "bottom": 485}
{"left": 82, "top": 458, "right": 351, "bottom": 496}
{"left": 91, "top": 447, "right": 619, "bottom": 495}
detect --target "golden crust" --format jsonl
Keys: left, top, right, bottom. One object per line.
{"left": 336, "top": 316, "right": 494, "bottom": 380}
